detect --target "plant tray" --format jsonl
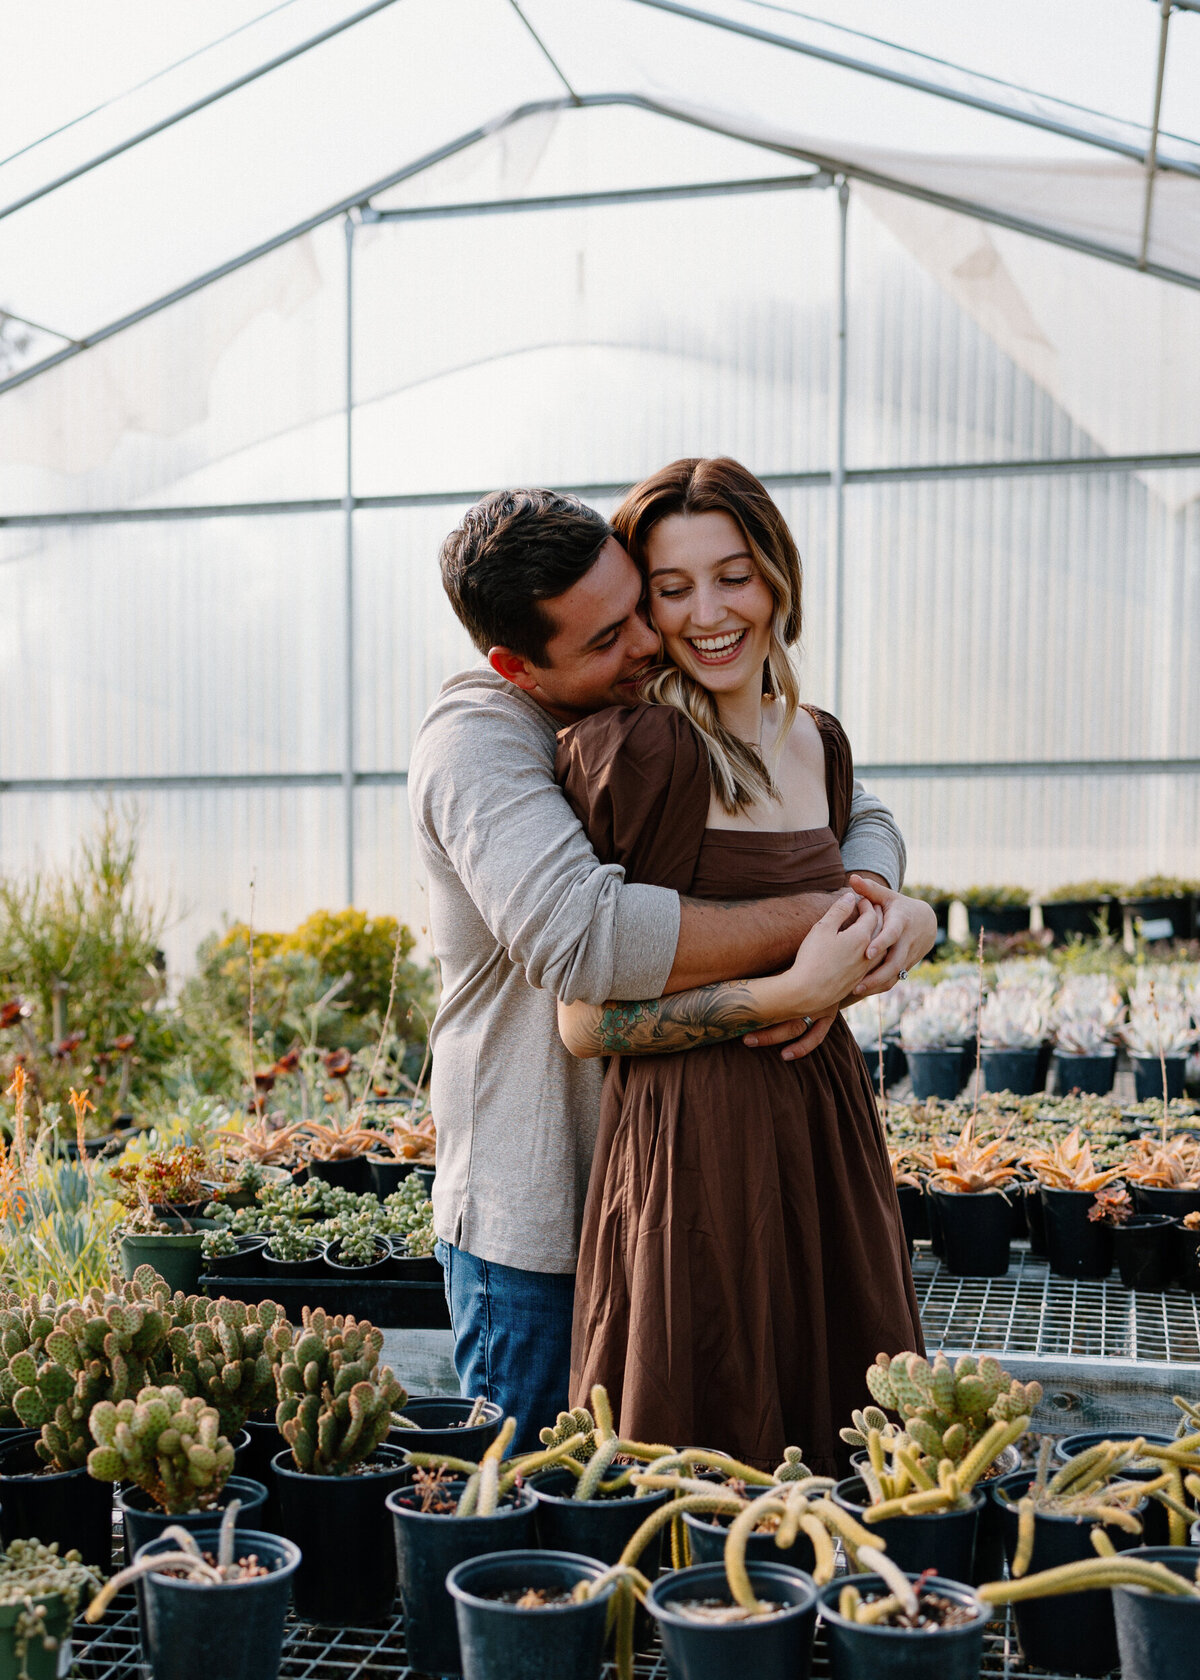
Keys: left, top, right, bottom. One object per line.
{"left": 199, "top": 1273, "right": 450, "bottom": 1329}
{"left": 68, "top": 1588, "right": 1089, "bottom": 1680}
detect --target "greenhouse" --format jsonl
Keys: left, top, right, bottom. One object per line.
{"left": 1, "top": 3, "right": 1200, "bottom": 1679}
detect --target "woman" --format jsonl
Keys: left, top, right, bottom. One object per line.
{"left": 555, "top": 457, "right": 927, "bottom": 1473}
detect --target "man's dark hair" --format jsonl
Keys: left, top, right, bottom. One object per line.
{"left": 439, "top": 489, "right": 611, "bottom": 664}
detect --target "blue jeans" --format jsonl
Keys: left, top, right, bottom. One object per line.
{"left": 435, "top": 1240, "right": 575, "bottom": 1453}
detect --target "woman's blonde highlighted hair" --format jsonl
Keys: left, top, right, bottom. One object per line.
{"left": 612, "top": 457, "right": 803, "bottom": 815}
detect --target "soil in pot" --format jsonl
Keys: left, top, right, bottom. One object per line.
{"left": 272, "top": 1444, "right": 409, "bottom": 1624}
{"left": 816, "top": 1572, "right": 986, "bottom": 1680}
{"left": 1039, "top": 1185, "right": 1113, "bottom": 1279}
{"left": 386, "top": 1475, "right": 538, "bottom": 1675}
{"left": 907, "top": 1048, "right": 964, "bottom": 1103}
{"left": 1054, "top": 1052, "right": 1117, "bottom": 1097}
{"left": 647, "top": 1560, "right": 817, "bottom": 1680}
{"left": 391, "top": 1398, "right": 503, "bottom": 1463}
{"left": 1112, "top": 1546, "right": 1200, "bottom": 1680}
{"left": 119, "top": 1218, "right": 218, "bottom": 1295}
{"left": 681, "top": 1505, "right": 816, "bottom": 1573}
{"left": 928, "top": 1189, "right": 1012, "bottom": 1277}
{"left": 1052, "top": 1433, "right": 1175, "bottom": 1548}
{"left": 833, "top": 1477, "right": 983, "bottom": 1583}
{"left": 994, "top": 1468, "right": 1146, "bottom": 1676}
{"left": 1111, "top": 1214, "right": 1176, "bottom": 1292}
{"left": 118, "top": 1475, "right": 268, "bottom": 1564}
{"left": 133, "top": 1527, "right": 300, "bottom": 1680}
{"left": 980, "top": 1048, "right": 1043, "bottom": 1096}
{"left": 306, "top": 1156, "right": 372, "bottom": 1194}
{"left": 0, "top": 1435, "right": 114, "bottom": 1569}
{"left": 447, "top": 1549, "right": 616, "bottom": 1680}
{"left": 1133, "top": 1056, "right": 1188, "bottom": 1103}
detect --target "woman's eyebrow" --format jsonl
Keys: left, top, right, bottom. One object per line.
{"left": 648, "top": 550, "right": 752, "bottom": 577}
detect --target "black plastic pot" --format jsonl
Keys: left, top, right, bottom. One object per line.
{"left": 682, "top": 1506, "right": 817, "bottom": 1574}
{"left": 893, "top": 1182, "right": 927, "bottom": 1249}
{"left": 260, "top": 1239, "right": 327, "bottom": 1277}
{"left": 1053, "top": 1432, "right": 1175, "bottom": 1548}
{"left": 387, "top": 1476, "right": 538, "bottom": 1675}
{"left": 1040, "top": 1185, "right": 1113, "bottom": 1279}
{"left": 1053, "top": 1051, "right": 1117, "bottom": 1096}
{"left": 413, "top": 1165, "right": 436, "bottom": 1195}
{"left": 1176, "top": 1224, "right": 1200, "bottom": 1293}
{"left": 391, "top": 1398, "right": 503, "bottom": 1462}
{"left": 981, "top": 1047, "right": 1043, "bottom": 1096}
{"left": 924, "top": 1185, "right": 945, "bottom": 1259}
{"left": 272, "top": 1443, "right": 409, "bottom": 1624}
{"left": 647, "top": 1560, "right": 817, "bottom": 1680}
{"left": 1111, "top": 1214, "right": 1176, "bottom": 1292}
{"left": 1124, "top": 895, "right": 1194, "bottom": 941}
{"left": 906, "top": 1048, "right": 965, "bottom": 1103}
{"left": 816, "top": 1572, "right": 986, "bottom": 1680}
{"left": 324, "top": 1237, "right": 392, "bottom": 1277}
{"left": 1113, "top": 1546, "right": 1200, "bottom": 1680}
{"left": 833, "top": 1478, "right": 983, "bottom": 1582}
{"left": 928, "top": 1189, "right": 1012, "bottom": 1277}
{"left": 133, "top": 1527, "right": 300, "bottom": 1680}
{"left": 447, "top": 1549, "right": 616, "bottom": 1680}
{"left": 202, "top": 1235, "right": 268, "bottom": 1276}
{"left": 1131, "top": 1183, "right": 1200, "bottom": 1220}
{"left": 118, "top": 1475, "right": 268, "bottom": 1564}
{"left": 972, "top": 1446, "right": 1024, "bottom": 1587}
{"left": 1023, "top": 1181, "right": 1048, "bottom": 1256}
{"left": 367, "top": 1156, "right": 419, "bottom": 1197}
{"left": 1041, "top": 899, "right": 1114, "bottom": 944}
{"left": 994, "top": 1468, "right": 1146, "bottom": 1675}
{"left": 1133, "top": 1055, "right": 1188, "bottom": 1103}
{"left": 530, "top": 1468, "right": 670, "bottom": 1568}
{"left": 967, "top": 905, "right": 1030, "bottom": 937}
{"left": 307, "top": 1155, "right": 372, "bottom": 1194}
{"left": 238, "top": 1414, "right": 286, "bottom": 1531}
{"left": 387, "top": 1241, "right": 444, "bottom": 1282}
{"left": 0, "top": 1433, "right": 113, "bottom": 1568}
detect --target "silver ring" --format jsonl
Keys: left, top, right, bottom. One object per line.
{"left": 898, "top": 969, "right": 909, "bottom": 981}
{"left": 802, "top": 1015, "right": 814, "bottom": 1030}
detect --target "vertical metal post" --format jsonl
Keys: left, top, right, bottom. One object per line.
{"left": 1138, "top": 0, "right": 1173, "bottom": 270}
{"left": 831, "top": 176, "right": 849, "bottom": 719}
{"left": 343, "top": 212, "right": 356, "bottom": 907}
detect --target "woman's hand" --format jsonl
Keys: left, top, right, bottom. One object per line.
{"left": 765, "top": 890, "right": 879, "bottom": 1021}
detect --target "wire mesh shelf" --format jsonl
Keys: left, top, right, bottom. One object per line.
{"left": 69, "top": 1589, "right": 1089, "bottom": 1680}
{"left": 912, "top": 1248, "right": 1200, "bottom": 1367}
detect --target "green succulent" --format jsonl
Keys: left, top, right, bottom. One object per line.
{"left": 0, "top": 1538, "right": 104, "bottom": 1680}
{"left": 275, "top": 1306, "right": 406, "bottom": 1475}
{"left": 538, "top": 1405, "right": 597, "bottom": 1465}
{"left": 264, "top": 1221, "right": 324, "bottom": 1263}
{"left": 865, "top": 1351, "right": 1041, "bottom": 1466}
{"left": 86, "top": 1384, "right": 235, "bottom": 1514}
{"left": 169, "top": 1296, "right": 292, "bottom": 1435}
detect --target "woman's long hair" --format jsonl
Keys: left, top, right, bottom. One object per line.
{"left": 612, "top": 457, "right": 803, "bottom": 815}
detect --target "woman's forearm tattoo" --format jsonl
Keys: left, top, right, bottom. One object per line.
{"left": 596, "top": 982, "right": 762, "bottom": 1055}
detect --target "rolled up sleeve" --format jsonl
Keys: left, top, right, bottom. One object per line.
{"left": 841, "top": 780, "right": 907, "bottom": 890}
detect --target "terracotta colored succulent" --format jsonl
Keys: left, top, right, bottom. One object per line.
{"left": 373, "top": 1113, "right": 437, "bottom": 1166}
{"left": 1023, "top": 1127, "right": 1123, "bottom": 1192}
{"left": 1123, "top": 1135, "right": 1200, "bottom": 1191}
{"left": 928, "top": 1123, "right": 1023, "bottom": 1193}
{"left": 1088, "top": 1186, "right": 1133, "bottom": 1226}
{"left": 322, "top": 1048, "right": 353, "bottom": 1079}
{"left": 300, "top": 1115, "right": 378, "bottom": 1161}
{"left": 219, "top": 1115, "right": 305, "bottom": 1168}
{"left": 888, "top": 1146, "right": 924, "bottom": 1190}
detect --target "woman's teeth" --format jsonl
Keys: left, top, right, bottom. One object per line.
{"left": 687, "top": 628, "right": 747, "bottom": 661}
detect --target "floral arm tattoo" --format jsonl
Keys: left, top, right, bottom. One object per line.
{"left": 592, "top": 981, "right": 764, "bottom": 1056}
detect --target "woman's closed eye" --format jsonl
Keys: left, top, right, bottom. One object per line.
{"left": 656, "top": 574, "right": 752, "bottom": 599}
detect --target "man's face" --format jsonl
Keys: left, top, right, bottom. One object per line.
{"left": 489, "top": 537, "right": 660, "bottom": 723}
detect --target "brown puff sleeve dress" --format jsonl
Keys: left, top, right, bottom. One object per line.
{"left": 556, "top": 702, "right": 924, "bottom": 1474}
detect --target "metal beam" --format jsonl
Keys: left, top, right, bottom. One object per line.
{"left": 5, "top": 450, "right": 1200, "bottom": 530}
{"left": 857, "top": 758, "right": 1200, "bottom": 780}
{"left": 1139, "top": 0, "right": 1173, "bottom": 268}
{"left": 343, "top": 213, "right": 357, "bottom": 907}
{"left": 360, "top": 172, "right": 827, "bottom": 221}
{"left": 829, "top": 176, "right": 848, "bottom": 719}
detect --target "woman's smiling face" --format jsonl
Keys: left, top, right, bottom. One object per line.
{"left": 644, "top": 509, "right": 775, "bottom": 695}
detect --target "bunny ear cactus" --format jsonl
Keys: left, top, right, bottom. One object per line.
{"left": 86, "top": 1384, "right": 236, "bottom": 1514}
{"left": 275, "top": 1306, "right": 406, "bottom": 1476}
{"left": 0, "top": 1295, "right": 57, "bottom": 1429}
{"left": 169, "top": 1297, "right": 292, "bottom": 1436}
{"left": 865, "top": 1351, "right": 1041, "bottom": 1464}
{"left": 538, "top": 1405, "right": 597, "bottom": 1464}
{"left": 10, "top": 1289, "right": 172, "bottom": 1469}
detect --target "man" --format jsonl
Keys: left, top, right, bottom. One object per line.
{"left": 410, "top": 488, "right": 934, "bottom": 1447}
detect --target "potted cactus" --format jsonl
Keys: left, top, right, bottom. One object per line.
{"left": 817, "top": 1560, "right": 987, "bottom": 1680}
{"left": 83, "top": 1502, "right": 300, "bottom": 1680}
{"left": 925, "top": 1123, "right": 1022, "bottom": 1276}
{"left": 1089, "top": 1186, "right": 1176, "bottom": 1293}
{"left": 0, "top": 1537, "right": 103, "bottom": 1680}
{"left": 270, "top": 1307, "right": 408, "bottom": 1624}
{"left": 391, "top": 1396, "right": 503, "bottom": 1462}
{"left": 446, "top": 1550, "right": 618, "bottom": 1680}
{"left": 0, "top": 1278, "right": 172, "bottom": 1566}
{"left": 323, "top": 1216, "right": 392, "bottom": 1277}
{"left": 1025, "top": 1127, "right": 1122, "bottom": 1278}
{"left": 832, "top": 1351, "right": 1036, "bottom": 1583}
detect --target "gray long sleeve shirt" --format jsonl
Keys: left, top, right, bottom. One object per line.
{"left": 409, "top": 667, "right": 906, "bottom": 1274}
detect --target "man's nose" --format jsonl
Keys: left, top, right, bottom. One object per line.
{"left": 631, "top": 613, "right": 659, "bottom": 658}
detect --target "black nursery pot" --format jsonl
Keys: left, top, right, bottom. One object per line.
{"left": 928, "top": 1189, "right": 1012, "bottom": 1277}
{"left": 413, "top": 1165, "right": 436, "bottom": 1195}
{"left": 203, "top": 1235, "right": 268, "bottom": 1276}
{"left": 1054, "top": 1052, "right": 1117, "bottom": 1097}
{"left": 832, "top": 1478, "right": 983, "bottom": 1583}
{"left": 906, "top": 1048, "right": 965, "bottom": 1103}
{"left": 387, "top": 1476, "right": 538, "bottom": 1676}
{"left": 307, "top": 1155, "right": 372, "bottom": 1194}
{"left": 681, "top": 1506, "right": 817, "bottom": 1574}
{"left": 324, "top": 1237, "right": 392, "bottom": 1277}
{"left": 134, "top": 1527, "right": 300, "bottom": 1680}
{"left": 981, "top": 1047, "right": 1043, "bottom": 1096}
{"left": 0, "top": 1433, "right": 113, "bottom": 1568}
{"left": 994, "top": 1468, "right": 1145, "bottom": 1676}
{"left": 1133, "top": 1056, "right": 1188, "bottom": 1103}
{"left": 967, "top": 905, "right": 1029, "bottom": 937}
{"left": 647, "top": 1560, "right": 818, "bottom": 1680}
{"left": 1113, "top": 1547, "right": 1200, "bottom": 1680}
{"left": 1111, "top": 1214, "right": 1176, "bottom": 1292}
{"left": 447, "top": 1550, "right": 616, "bottom": 1680}
{"left": 261, "top": 1239, "right": 327, "bottom": 1277}
{"left": 118, "top": 1475, "right": 268, "bottom": 1564}
{"left": 893, "top": 1183, "right": 926, "bottom": 1251}
{"left": 1053, "top": 1432, "right": 1175, "bottom": 1548}
{"left": 530, "top": 1468, "right": 670, "bottom": 1569}
{"left": 816, "top": 1572, "right": 987, "bottom": 1680}
{"left": 1131, "top": 1183, "right": 1200, "bottom": 1221}
{"left": 367, "top": 1156, "right": 418, "bottom": 1197}
{"left": 923, "top": 1185, "right": 946, "bottom": 1259}
{"left": 1175, "top": 1224, "right": 1200, "bottom": 1294}
{"left": 1024, "top": 1182, "right": 1048, "bottom": 1256}
{"left": 1041, "top": 899, "right": 1112, "bottom": 945}
{"left": 392, "top": 1398, "right": 504, "bottom": 1463}
{"left": 272, "top": 1443, "right": 409, "bottom": 1624}
{"left": 1039, "top": 1185, "right": 1113, "bottom": 1279}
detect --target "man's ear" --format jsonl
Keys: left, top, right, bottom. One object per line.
{"left": 488, "top": 646, "right": 539, "bottom": 693}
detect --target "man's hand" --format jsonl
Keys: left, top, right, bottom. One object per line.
{"left": 847, "top": 873, "right": 937, "bottom": 996}
{"left": 744, "top": 1006, "right": 839, "bottom": 1061}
